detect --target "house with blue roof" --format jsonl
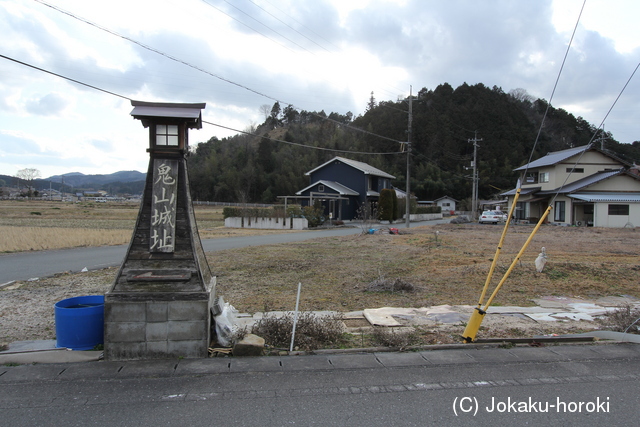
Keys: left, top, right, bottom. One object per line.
{"left": 290, "top": 157, "right": 396, "bottom": 220}
{"left": 502, "top": 144, "right": 640, "bottom": 227}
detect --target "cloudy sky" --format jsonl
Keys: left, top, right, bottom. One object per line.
{"left": 1, "top": 0, "right": 639, "bottom": 179}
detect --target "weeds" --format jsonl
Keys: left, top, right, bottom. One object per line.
{"left": 365, "top": 272, "right": 416, "bottom": 293}
{"left": 371, "top": 327, "right": 419, "bottom": 348}
{"left": 251, "top": 312, "right": 345, "bottom": 350}
{"left": 597, "top": 304, "right": 640, "bottom": 334}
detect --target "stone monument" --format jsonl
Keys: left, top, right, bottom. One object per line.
{"left": 104, "top": 101, "right": 215, "bottom": 360}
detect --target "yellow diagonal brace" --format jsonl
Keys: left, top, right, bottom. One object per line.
{"left": 462, "top": 205, "right": 552, "bottom": 342}
{"left": 475, "top": 189, "right": 520, "bottom": 309}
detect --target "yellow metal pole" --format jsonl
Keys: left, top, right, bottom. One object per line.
{"left": 462, "top": 189, "right": 520, "bottom": 343}
{"left": 482, "top": 205, "right": 552, "bottom": 310}
{"left": 462, "top": 205, "right": 552, "bottom": 343}
{"left": 475, "top": 189, "right": 520, "bottom": 308}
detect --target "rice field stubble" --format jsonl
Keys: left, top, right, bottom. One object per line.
{"left": 0, "top": 200, "right": 298, "bottom": 252}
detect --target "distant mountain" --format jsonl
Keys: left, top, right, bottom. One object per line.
{"left": 46, "top": 171, "right": 146, "bottom": 187}
{"left": 1, "top": 170, "right": 147, "bottom": 196}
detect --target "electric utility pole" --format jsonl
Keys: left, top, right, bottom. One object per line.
{"left": 405, "top": 86, "right": 413, "bottom": 228}
{"left": 469, "top": 131, "right": 482, "bottom": 220}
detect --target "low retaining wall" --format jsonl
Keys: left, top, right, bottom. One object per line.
{"left": 407, "top": 213, "right": 443, "bottom": 221}
{"left": 225, "top": 217, "right": 308, "bottom": 230}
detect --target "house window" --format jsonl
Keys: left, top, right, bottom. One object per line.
{"left": 566, "top": 167, "right": 584, "bottom": 173}
{"left": 608, "top": 204, "right": 629, "bottom": 215}
{"left": 516, "top": 201, "right": 526, "bottom": 220}
{"left": 318, "top": 184, "right": 325, "bottom": 192}
{"left": 539, "top": 172, "right": 549, "bottom": 183}
{"left": 156, "top": 124, "right": 179, "bottom": 146}
{"left": 554, "top": 201, "right": 566, "bottom": 222}
{"left": 526, "top": 172, "right": 538, "bottom": 183}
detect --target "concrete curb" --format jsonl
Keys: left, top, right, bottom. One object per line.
{"left": 0, "top": 349, "right": 102, "bottom": 365}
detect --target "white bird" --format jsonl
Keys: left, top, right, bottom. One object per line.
{"left": 535, "top": 247, "right": 547, "bottom": 273}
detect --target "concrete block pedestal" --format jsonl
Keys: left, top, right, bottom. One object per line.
{"left": 104, "top": 289, "right": 214, "bottom": 360}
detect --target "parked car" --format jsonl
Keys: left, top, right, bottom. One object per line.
{"left": 478, "top": 210, "right": 508, "bottom": 224}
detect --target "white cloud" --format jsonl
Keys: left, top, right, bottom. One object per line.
{"left": 24, "top": 92, "right": 71, "bottom": 116}
{"left": 0, "top": 0, "right": 638, "bottom": 178}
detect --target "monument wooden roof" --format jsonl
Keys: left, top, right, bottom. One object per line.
{"left": 130, "top": 101, "right": 205, "bottom": 129}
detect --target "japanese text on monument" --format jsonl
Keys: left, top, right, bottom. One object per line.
{"left": 150, "top": 159, "right": 178, "bottom": 252}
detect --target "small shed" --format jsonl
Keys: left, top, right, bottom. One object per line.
{"left": 434, "top": 196, "right": 458, "bottom": 212}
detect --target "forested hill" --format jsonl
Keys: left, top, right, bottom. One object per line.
{"left": 187, "top": 83, "right": 640, "bottom": 205}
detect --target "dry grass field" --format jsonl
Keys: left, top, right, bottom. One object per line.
{"left": 0, "top": 200, "right": 300, "bottom": 252}
{"left": 0, "top": 200, "right": 140, "bottom": 252}
{"left": 1, "top": 199, "right": 639, "bottom": 346}
{"left": 209, "top": 223, "right": 640, "bottom": 313}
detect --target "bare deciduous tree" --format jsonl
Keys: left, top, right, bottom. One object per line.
{"left": 259, "top": 104, "right": 271, "bottom": 121}
{"left": 16, "top": 167, "right": 41, "bottom": 197}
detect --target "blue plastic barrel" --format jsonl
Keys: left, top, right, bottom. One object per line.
{"left": 54, "top": 295, "right": 104, "bottom": 350}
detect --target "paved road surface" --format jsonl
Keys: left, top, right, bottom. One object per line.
{"left": 1, "top": 343, "right": 638, "bottom": 426}
{"left": 0, "top": 220, "right": 448, "bottom": 284}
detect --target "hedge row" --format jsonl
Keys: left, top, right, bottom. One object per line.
{"left": 415, "top": 206, "right": 442, "bottom": 214}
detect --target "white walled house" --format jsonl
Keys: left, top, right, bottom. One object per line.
{"left": 434, "top": 196, "right": 458, "bottom": 212}
{"left": 502, "top": 144, "right": 640, "bottom": 228}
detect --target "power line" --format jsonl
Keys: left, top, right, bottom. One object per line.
{"left": 261, "top": 0, "right": 341, "bottom": 52}
{"left": 0, "top": 52, "right": 402, "bottom": 157}
{"left": 204, "top": 121, "right": 403, "bottom": 155}
{"left": 32, "top": 0, "right": 405, "bottom": 146}
{"left": 246, "top": 0, "right": 332, "bottom": 53}
{"left": 0, "top": 54, "right": 131, "bottom": 101}
{"left": 200, "top": 0, "right": 310, "bottom": 54}
{"left": 32, "top": 0, "right": 279, "bottom": 102}
{"left": 522, "top": 0, "right": 584, "bottom": 182}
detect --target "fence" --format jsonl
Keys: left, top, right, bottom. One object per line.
{"left": 193, "top": 201, "right": 273, "bottom": 208}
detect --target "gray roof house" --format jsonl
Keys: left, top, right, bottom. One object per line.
{"left": 502, "top": 144, "right": 640, "bottom": 227}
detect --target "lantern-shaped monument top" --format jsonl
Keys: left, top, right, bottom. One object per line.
{"left": 130, "top": 101, "right": 205, "bottom": 153}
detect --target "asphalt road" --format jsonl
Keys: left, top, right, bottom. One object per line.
{"left": 1, "top": 221, "right": 451, "bottom": 284}
{"left": 1, "top": 344, "right": 638, "bottom": 426}
{"left": 0, "top": 227, "right": 360, "bottom": 284}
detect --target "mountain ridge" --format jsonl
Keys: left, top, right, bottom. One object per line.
{"left": 45, "top": 170, "right": 146, "bottom": 187}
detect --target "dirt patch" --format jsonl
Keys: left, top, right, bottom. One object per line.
{"left": 1, "top": 224, "right": 639, "bottom": 345}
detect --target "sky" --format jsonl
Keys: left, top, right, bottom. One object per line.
{"left": 1, "top": 0, "right": 639, "bottom": 179}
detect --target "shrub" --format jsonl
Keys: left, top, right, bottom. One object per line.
{"left": 597, "top": 304, "right": 640, "bottom": 334}
{"left": 302, "top": 203, "right": 324, "bottom": 227}
{"left": 365, "top": 274, "right": 416, "bottom": 293}
{"left": 378, "top": 189, "right": 397, "bottom": 222}
{"left": 251, "top": 312, "right": 345, "bottom": 350}
{"left": 450, "top": 215, "right": 471, "bottom": 224}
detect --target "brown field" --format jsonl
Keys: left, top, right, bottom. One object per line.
{"left": 0, "top": 200, "right": 300, "bottom": 252}
{"left": 1, "top": 199, "right": 639, "bottom": 345}
{"left": 210, "top": 223, "right": 640, "bottom": 313}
